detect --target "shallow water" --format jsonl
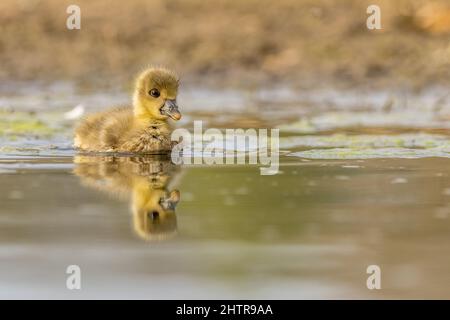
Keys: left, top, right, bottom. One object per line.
{"left": 1, "top": 86, "right": 450, "bottom": 298}
{"left": 0, "top": 154, "right": 449, "bottom": 299}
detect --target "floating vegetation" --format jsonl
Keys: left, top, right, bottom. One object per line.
{"left": 285, "top": 133, "right": 450, "bottom": 159}
{"left": 0, "top": 111, "right": 68, "bottom": 139}
{"left": 279, "top": 111, "right": 450, "bottom": 133}
{"left": 0, "top": 110, "right": 74, "bottom": 156}
{"left": 290, "top": 147, "right": 450, "bottom": 159}
{"left": 280, "top": 133, "right": 450, "bottom": 149}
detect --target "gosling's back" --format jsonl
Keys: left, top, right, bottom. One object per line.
{"left": 74, "top": 106, "right": 134, "bottom": 152}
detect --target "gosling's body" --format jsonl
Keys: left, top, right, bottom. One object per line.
{"left": 74, "top": 106, "right": 173, "bottom": 153}
{"left": 74, "top": 67, "right": 181, "bottom": 153}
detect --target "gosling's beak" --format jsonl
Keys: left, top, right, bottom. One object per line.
{"left": 161, "top": 99, "right": 181, "bottom": 121}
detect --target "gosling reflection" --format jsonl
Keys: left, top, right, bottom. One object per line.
{"left": 74, "top": 156, "right": 181, "bottom": 241}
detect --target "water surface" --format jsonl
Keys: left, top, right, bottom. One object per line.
{"left": 1, "top": 154, "right": 449, "bottom": 299}
{"left": 0, "top": 86, "right": 450, "bottom": 298}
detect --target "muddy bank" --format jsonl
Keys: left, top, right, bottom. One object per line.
{"left": 1, "top": 0, "right": 449, "bottom": 88}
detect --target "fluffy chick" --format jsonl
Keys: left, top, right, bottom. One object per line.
{"left": 74, "top": 67, "right": 181, "bottom": 153}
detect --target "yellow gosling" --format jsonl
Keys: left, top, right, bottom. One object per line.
{"left": 74, "top": 67, "right": 181, "bottom": 153}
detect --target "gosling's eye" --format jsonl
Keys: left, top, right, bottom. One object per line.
{"left": 149, "top": 88, "right": 160, "bottom": 98}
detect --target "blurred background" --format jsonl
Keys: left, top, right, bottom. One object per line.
{"left": 1, "top": 0, "right": 449, "bottom": 90}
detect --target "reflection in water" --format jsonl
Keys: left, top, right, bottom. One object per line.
{"left": 73, "top": 155, "right": 181, "bottom": 241}
{"left": 1, "top": 155, "right": 450, "bottom": 298}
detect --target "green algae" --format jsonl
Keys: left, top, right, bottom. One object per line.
{"left": 0, "top": 111, "right": 63, "bottom": 136}
{"left": 0, "top": 111, "right": 74, "bottom": 156}
{"left": 0, "top": 111, "right": 71, "bottom": 139}
{"left": 279, "top": 111, "right": 450, "bottom": 133}
{"left": 0, "top": 118, "right": 55, "bottom": 137}
{"left": 290, "top": 147, "right": 450, "bottom": 159}
{"left": 280, "top": 133, "right": 450, "bottom": 150}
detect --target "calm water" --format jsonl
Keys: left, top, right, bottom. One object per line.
{"left": 0, "top": 154, "right": 449, "bottom": 299}
{"left": 1, "top": 85, "right": 450, "bottom": 298}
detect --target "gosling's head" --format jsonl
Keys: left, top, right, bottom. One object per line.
{"left": 133, "top": 67, "right": 181, "bottom": 121}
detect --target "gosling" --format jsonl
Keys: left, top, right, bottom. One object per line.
{"left": 74, "top": 67, "right": 181, "bottom": 153}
